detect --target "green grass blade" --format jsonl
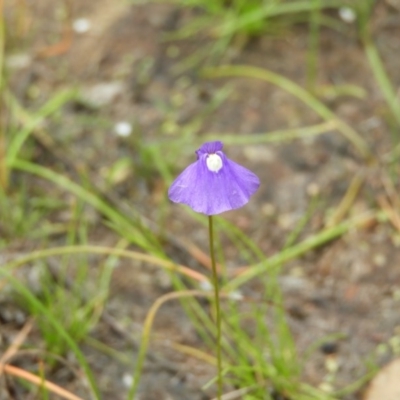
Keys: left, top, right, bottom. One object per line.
{"left": 202, "top": 65, "right": 373, "bottom": 161}
{"left": 217, "top": 0, "right": 346, "bottom": 37}
{"left": 0, "top": 6, "right": 4, "bottom": 90}
{"left": 6, "top": 89, "right": 77, "bottom": 166}
{"left": 306, "top": 0, "right": 321, "bottom": 91}
{"left": 363, "top": 36, "right": 400, "bottom": 126}
{"left": 224, "top": 211, "right": 376, "bottom": 291}
{"left": 0, "top": 269, "right": 100, "bottom": 400}
{"left": 10, "top": 158, "right": 159, "bottom": 252}
{"left": 204, "top": 121, "right": 336, "bottom": 145}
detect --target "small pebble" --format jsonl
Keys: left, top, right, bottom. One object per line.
{"left": 199, "top": 280, "right": 212, "bottom": 291}
{"left": 114, "top": 122, "right": 132, "bottom": 137}
{"left": 228, "top": 291, "right": 243, "bottom": 301}
{"left": 320, "top": 341, "right": 338, "bottom": 355}
{"left": 122, "top": 373, "right": 134, "bottom": 388}
{"left": 5, "top": 53, "right": 31, "bottom": 69}
{"left": 73, "top": 18, "right": 92, "bottom": 34}
{"left": 261, "top": 203, "right": 276, "bottom": 217}
{"left": 81, "top": 82, "right": 124, "bottom": 108}
{"left": 373, "top": 254, "right": 386, "bottom": 268}
{"left": 307, "top": 182, "right": 320, "bottom": 197}
{"left": 338, "top": 7, "right": 356, "bottom": 23}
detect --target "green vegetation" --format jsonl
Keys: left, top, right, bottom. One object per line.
{"left": 1, "top": 0, "right": 399, "bottom": 399}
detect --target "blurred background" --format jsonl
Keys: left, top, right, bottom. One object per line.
{"left": 2, "top": 0, "right": 400, "bottom": 399}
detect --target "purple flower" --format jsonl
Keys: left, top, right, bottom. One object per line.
{"left": 168, "top": 141, "right": 260, "bottom": 215}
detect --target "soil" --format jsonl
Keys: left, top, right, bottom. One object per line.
{"left": 2, "top": 0, "right": 400, "bottom": 399}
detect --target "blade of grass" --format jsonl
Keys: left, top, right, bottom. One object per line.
{"left": 0, "top": 0, "right": 4, "bottom": 91}
{"left": 0, "top": 319, "right": 34, "bottom": 370}
{"left": 0, "top": 99, "right": 6, "bottom": 190}
{"left": 362, "top": 35, "right": 400, "bottom": 126}
{"left": 128, "top": 290, "right": 216, "bottom": 400}
{"left": 202, "top": 65, "right": 373, "bottom": 162}
{"left": 204, "top": 120, "right": 336, "bottom": 145}
{"left": 224, "top": 210, "right": 377, "bottom": 291}
{"left": 326, "top": 173, "right": 364, "bottom": 227}
{"left": 216, "top": 0, "right": 347, "bottom": 37}
{"left": 0, "top": 3, "right": 6, "bottom": 190}
{"left": 358, "top": 1, "right": 399, "bottom": 130}
{"left": 222, "top": 302, "right": 276, "bottom": 391}
{"left": 283, "top": 194, "right": 319, "bottom": 249}
{"left": 3, "top": 365, "right": 84, "bottom": 400}
{"left": 168, "top": 269, "right": 239, "bottom": 364}
{"left": 10, "top": 158, "right": 161, "bottom": 253}
{"left": 199, "top": 215, "right": 308, "bottom": 398}
{"left": 38, "top": 361, "right": 50, "bottom": 400}
{"left": 0, "top": 269, "right": 100, "bottom": 400}
{"left": 3, "top": 244, "right": 209, "bottom": 283}
{"left": 170, "top": 342, "right": 217, "bottom": 365}
{"left": 5, "top": 89, "right": 77, "bottom": 167}
{"left": 306, "top": 0, "right": 320, "bottom": 92}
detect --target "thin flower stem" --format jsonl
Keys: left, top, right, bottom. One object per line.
{"left": 208, "top": 215, "right": 223, "bottom": 399}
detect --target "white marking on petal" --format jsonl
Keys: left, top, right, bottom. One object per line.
{"left": 206, "top": 153, "right": 223, "bottom": 172}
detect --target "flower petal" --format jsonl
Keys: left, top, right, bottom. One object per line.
{"left": 196, "top": 141, "right": 223, "bottom": 157}
{"left": 168, "top": 154, "right": 260, "bottom": 215}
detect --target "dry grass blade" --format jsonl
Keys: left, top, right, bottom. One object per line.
{"left": 381, "top": 174, "right": 400, "bottom": 209}
{"left": 129, "top": 290, "right": 234, "bottom": 400}
{"left": 0, "top": 113, "right": 7, "bottom": 191}
{"left": 180, "top": 238, "right": 223, "bottom": 273}
{"left": 203, "top": 65, "right": 374, "bottom": 162}
{"left": 170, "top": 342, "right": 217, "bottom": 366}
{"left": 36, "top": 1, "right": 73, "bottom": 58}
{"left": 377, "top": 195, "right": 400, "bottom": 232}
{"left": 3, "top": 364, "right": 84, "bottom": 400}
{"left": 5, "top": 245, "right": 209, "bottom": 284}
{"left": 377, "top": 173, "right": 400, "bottom": 231}
{"left": 0, "top": 318, "right": 34, "bottom": 372}
{"left": 326, "top": 173, "right": 364, "bottom": 228}
{"left": 0, "top": 318, "right": 84, "bottom": 400}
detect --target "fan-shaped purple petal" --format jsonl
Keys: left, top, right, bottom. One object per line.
{"left": 196, "top": 141, "right": 223, "bottom": 157}
{"left": 168, "top": 150, "right": 260, "bottom": 215}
